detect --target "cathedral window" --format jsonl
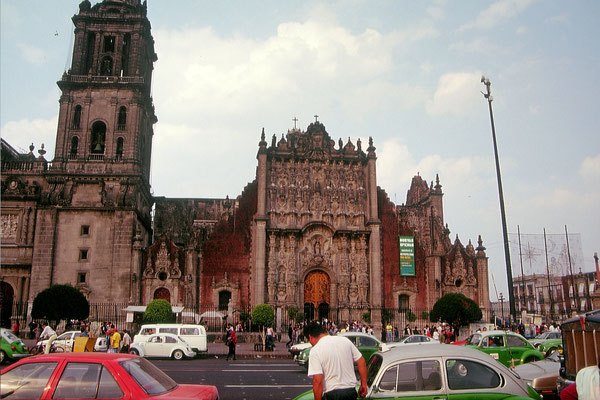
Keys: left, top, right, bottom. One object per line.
{"left": 84, "top": 33, "right": 95, "bottom": 74}
{"left": 81, "top": 225, "right": 90, "bottom": 236}
{"left": 398, "top": 294, "right": 409, "bottom": 312}
{"left": 90, "top": 121, "right": 106, "bottom": 154}
{"left": 103, "top": 35, "right": 115, "bottom": 53}
{"left": 100, "top": 56, "right": 113, "bottom": 75}
{"left": 120, "top": 33, "right": 130, "bottom": 76}
{"left": 79, "top": 249, "right": 89, "bottom": 261}
{"left": 69, "top": 136, "right": 79, "bottom": 159}
{"left": 218, "top": 290, "right": 231, "bottom": 311}
{"left": 72, "top": 105, "right": 82, "bottom": 129}
{"left": 117, "top": 106, "right": 126, "bottom": 130}
{"left": 116, "top": 137, "right": 124, "bottom": 159}
{"left": 78, "top": 272, "right": 87, "bottom": 284}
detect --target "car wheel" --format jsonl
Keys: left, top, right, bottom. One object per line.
{"left": 172, "top": 349, "right": 184, "bottom": 360}
{"left": 0, "top": 350, "right": 6, "bottom": 364}
{"left": 129, "top": 348, "right": 139, "bottom": 355}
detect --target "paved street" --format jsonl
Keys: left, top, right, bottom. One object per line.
{"left": 151, "top": 357, "right": 312, "bottom": 400}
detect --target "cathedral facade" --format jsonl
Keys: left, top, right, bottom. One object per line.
{"left": 0, "top": 0, "right": 490, "bottom": 328}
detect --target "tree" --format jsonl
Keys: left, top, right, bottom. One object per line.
{"left": 287, "top": 306, "right": 299, "bottom": 324}
{"left": 362, "top": 311, "right": 371, "bottom": 324}
{"left": 429, "top": 293, "right": 482, "bottom": 338}
{"left": 251, "top": 304, "right": 274, "bottom": 346}
{"left": 31, "top": 284, "right": 89, "bottom": 327}
{"left": 143, "top": 299, "right": 174, "bottom": 324}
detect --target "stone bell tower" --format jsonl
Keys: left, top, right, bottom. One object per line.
{"left": 28, "top": 0, "right": 157, "bottom": 304}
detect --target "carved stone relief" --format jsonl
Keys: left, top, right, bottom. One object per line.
{"left": 1, "top": 214, "right": 18, "bottom": 240}
{"left": 267, "top": 159, "right": 367, "bottom": 229}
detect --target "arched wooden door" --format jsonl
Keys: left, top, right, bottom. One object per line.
{"left": 304, "top": 271, "right": 330, "bottom": 321}
{"left": 153, "top": 287, "right": 171, "bottom": 303}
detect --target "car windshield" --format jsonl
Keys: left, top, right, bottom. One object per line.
{"left": 120, "top": 357, "right": 177, "bottom": 395}
{"left": 466, "top": 334, "right": 482, "bottom": 346}
{"left": 2, "top": 330, "right": 21, "bottom": 343}
{"left": 534, "top": 332, "right": 550, "bottom": 339}
{"left": 366, "top": 354, "right": 383, "bottom": 386}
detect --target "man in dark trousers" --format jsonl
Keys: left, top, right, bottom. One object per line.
{"left": 225, "top": 323, "right": 237, "bottom": 361}
{"left": 305, "top": 321, "right": 367, "bottom": 400}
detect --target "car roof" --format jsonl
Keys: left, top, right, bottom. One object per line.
{"left": 14, "top": 352, "right": 138, "bottom": 363}
{"left": 471, "top": 330, "right": 523, "bottom": 337}
{"left": 338, "top": 331, "right": 375, "bottom": 338}
{"left": 379, "top": 343, "right": 501, "bottom": 364}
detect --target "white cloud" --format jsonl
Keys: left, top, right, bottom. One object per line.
{"left": 579, "top": 154, "right": 600, "bottom": 178}
{"left": 17, "top": 42, "right": 47, "bottom": 65}
{"left": 377, "top": 137, "right": 493, "bottom": 204}
{"left": 516, "top": 26, "right": 529, "bottom": 35}
{"left": 459, "top": 0, "right": 536, "bottom": 32}
{"left": 1, "top": 116, "right": 58, "bottom": 160}
{"left": 545, "top": 14, "right": 570, "bottom": 25}
{"left": 426, "top": 72, "right": 482, "bottom": 116}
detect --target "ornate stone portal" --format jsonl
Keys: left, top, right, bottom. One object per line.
{"left": 260, "top": 121, "right": 377, "bottom": 313}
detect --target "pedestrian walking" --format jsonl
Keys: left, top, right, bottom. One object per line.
{"left": 226, "top": 323, "right": 237, "bottom": 361}
{"left": 304, "top": 321, "right": 367, "bottom": 400}
{"left": 120, "top": 330, "right": 131, "bottom": 353}
{"left": 109, "top": 326, "right": 121, "bottom": 353}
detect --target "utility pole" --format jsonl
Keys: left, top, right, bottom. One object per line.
{"left": 481, "top": 76, "right": 516, "bottom": 324}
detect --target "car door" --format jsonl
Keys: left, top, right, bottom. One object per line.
{"left": 51, "top": 362, "right": 127, "bottom": 399}
{"left": 506, "top": 335, "right": 529, "bottom": 365}
{"left": 144, "top": 335, "right": 164, "bottom": 357}
{"left": 374, "top": 358, "right": 446, "bottom": 399}
{"left": 480, "top": 334, "right": 511, "bottom": 366}
{"left": 445, "top": 358, "right": 506, "bottom": 400}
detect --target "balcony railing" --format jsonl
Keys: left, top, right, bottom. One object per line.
{"left": 61, "top": 74, "right": 145, "bottom": 85}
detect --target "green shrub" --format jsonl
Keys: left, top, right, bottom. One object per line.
{"left": 143, "top": 299, "right": 174, "bottom": 324}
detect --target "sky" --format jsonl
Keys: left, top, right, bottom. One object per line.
{"left": 1, "top": 0, "right": 599, "bottom": 302}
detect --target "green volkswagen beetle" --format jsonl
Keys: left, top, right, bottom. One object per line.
{"left": 0, "top": 328, "right": 29, "bottom": 364}
{"left": 294, "top": 343, "right": 541, "bottom": 399}
{"left": 296, "top": 332, "right": 388, "bottom": 368}
{"left": 465, "top": 330, "right": 544, "bottom": 367}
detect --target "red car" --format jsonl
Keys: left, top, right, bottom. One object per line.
{"left": 0, "top": 352, "right": 218, "bottom": 399}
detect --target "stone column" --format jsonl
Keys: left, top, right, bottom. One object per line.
{"left": 253, "top": 131, "right": 268, "bottom": 305}
{"left": 130, "top": 230, "right": 144, "bottom": 304}
{"left": 365, "top": 138, "right": 382, "bottom": 329}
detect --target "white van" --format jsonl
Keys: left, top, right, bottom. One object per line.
{"left": 134, "top": 324, "right": 207, "bottom": 353}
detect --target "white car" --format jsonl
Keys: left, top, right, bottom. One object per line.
{"left": 289, "top": 341, "right": 312, "bottom": 358}
{"left": 37, "top": 330, "right": 86, "bottom": 352}
{"left": 395, "top": 334, "right": 440, "bottom": 345}
{"left": 129, "top": 333, "right": 196, "bottom": 360}
{"left": 94, "top": 337, "right": 107, "bottom": 352}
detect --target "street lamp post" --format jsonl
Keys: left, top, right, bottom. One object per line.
{"left": 481, "top": 76, "right": 516, "bottom": 325}
{"left": 499, "top": 292, "right": 505, "bottom": 328}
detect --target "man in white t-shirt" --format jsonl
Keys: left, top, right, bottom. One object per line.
{"left": 305, "top": 321, "right": 367, "bottom": 400}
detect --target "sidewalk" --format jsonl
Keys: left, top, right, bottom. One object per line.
{"left": 206, "top": 341, "right": 291, "bottom": 359}
{"left": 22, "top": 338, "right": 293, "bottom": 359}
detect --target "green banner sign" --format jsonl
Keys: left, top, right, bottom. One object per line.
{"left": 399, "top": 236, "right": 415, "bottom": 276}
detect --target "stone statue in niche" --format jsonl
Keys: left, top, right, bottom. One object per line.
{"left": 277, "top": 281, "right": 287, "bottom": 303}
{"left": 349, "top": 273, "right": 359, "bottom": 304}
{"left": 143, "top": 257, "right": 154, "bottom": 278}
{"left": 267, "top": 270, "right": 276, "bottom": 302}
{"left": 467, "top": 262, "right": 476, "bottom": 285}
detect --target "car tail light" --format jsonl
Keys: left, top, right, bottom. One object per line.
{"left": 11, "top": 345, "right": 16, "bottom": 351}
